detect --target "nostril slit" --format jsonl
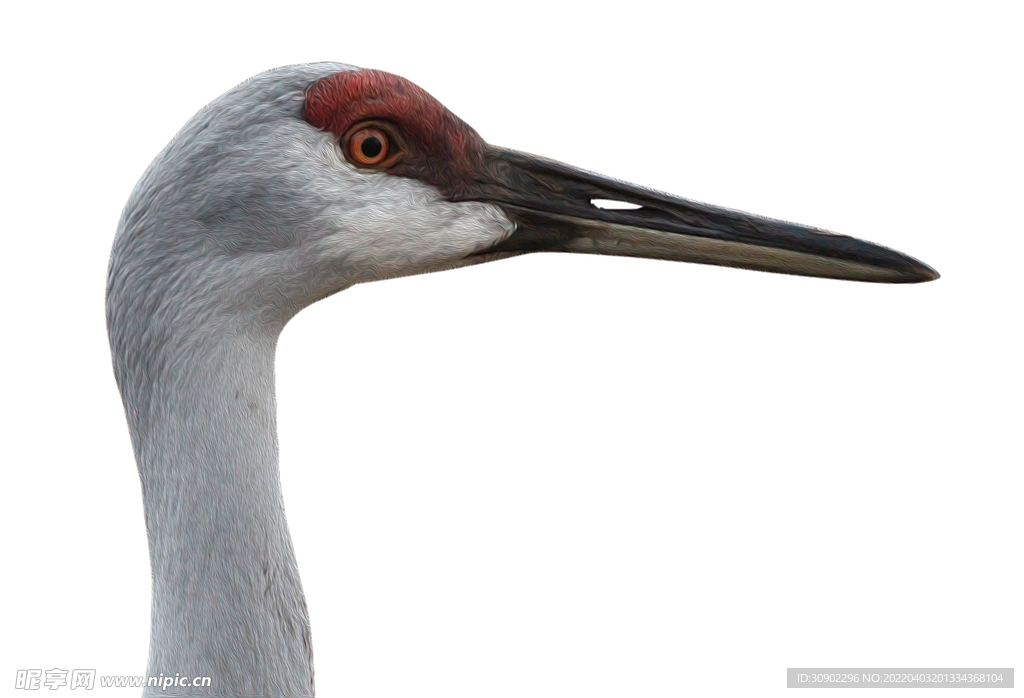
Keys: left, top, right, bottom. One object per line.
{"left": 591, "top": 199, "right": 642, "bottom": 210}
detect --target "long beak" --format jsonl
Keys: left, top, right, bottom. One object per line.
{"left": 462, "top": 147, "right": 938, "bottom": 283}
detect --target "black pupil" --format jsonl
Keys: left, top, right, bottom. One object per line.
{"left": 360, "top": 136, "right": 383, "bottom": 158}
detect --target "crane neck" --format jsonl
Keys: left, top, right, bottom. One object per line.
{"left": 115, "top": 317, "right": 314, "bottom": 697}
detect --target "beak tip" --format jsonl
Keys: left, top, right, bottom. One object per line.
{"left": 908, "top": 262, "right": 940, "bottom": 283}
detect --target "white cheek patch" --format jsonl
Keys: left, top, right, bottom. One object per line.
{"left": 293, "top": 130, "right": 515, "bottom": 283}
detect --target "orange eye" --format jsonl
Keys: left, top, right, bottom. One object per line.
{"left": 348, "top": 127, "right": 390, "bottom": 166}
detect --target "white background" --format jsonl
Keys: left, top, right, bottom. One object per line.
{"left": 1, "top": 1, "right": 1020, "bottom": 696}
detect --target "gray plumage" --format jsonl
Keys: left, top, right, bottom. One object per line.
{"left": 108, "top": 63, "right": 511, "bottom": 697}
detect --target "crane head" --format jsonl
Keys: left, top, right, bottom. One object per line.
{"left": 111, "top": 63, "right": 936, "bottom": 331}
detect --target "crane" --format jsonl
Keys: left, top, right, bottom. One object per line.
{"left": 107, "top": 63, "right": 937, "bottom": 697}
